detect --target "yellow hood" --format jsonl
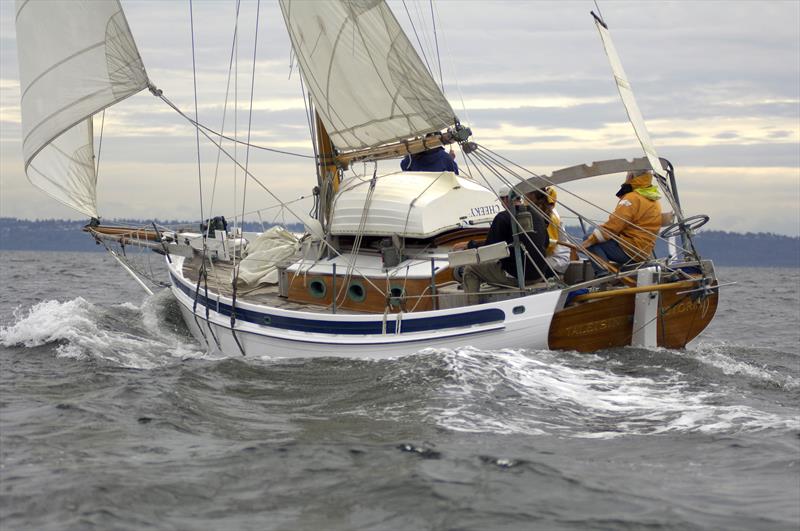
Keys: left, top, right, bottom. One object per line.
{"left": 629, "top": 172, "right": 653, "bottom": 189}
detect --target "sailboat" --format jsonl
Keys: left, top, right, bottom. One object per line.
{"left": 14, "top": 0, "right": 718, "bottom": 359}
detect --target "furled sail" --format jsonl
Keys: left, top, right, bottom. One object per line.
{"left": 279, "top": 0, "right": 455, "bottom": 153}
{"left": 15, "top": 0, "right": 148, "bottom": 218}
{"left": 592, "top": 14, "right": 662, "bottom": 178}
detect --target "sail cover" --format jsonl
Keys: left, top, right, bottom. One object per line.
{"left": 593, "top": 17, "right": 662, "bottom": 177}
{"left": 15, "top": 0, "right": 148, "bottom": 218}
{"left": 279, "top": 0, "right": 455, "bottom": 152}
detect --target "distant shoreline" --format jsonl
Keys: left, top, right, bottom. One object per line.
{"left": 1, "top": 217, "right": 797, "bottom": 268}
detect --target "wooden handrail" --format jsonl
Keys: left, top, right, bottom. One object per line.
{"left": 570, "top": 280, "right": 697, "bottom": 303}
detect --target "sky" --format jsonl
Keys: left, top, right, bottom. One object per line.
{"left": 1, "top": 0, "right": 799, "bottom": 236}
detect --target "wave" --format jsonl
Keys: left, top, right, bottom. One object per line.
{"left": 0, "top": 291, "right": 205, "bottom": 369}
{"left": 391, "top": 347, "right": 799, "bottom": 439}
{"left": 686, "top": 342, "right": 799, "bottom": 391}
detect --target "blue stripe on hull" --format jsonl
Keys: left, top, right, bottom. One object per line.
{"left": 171, "top": 272, "right": 505, "bottom": 335}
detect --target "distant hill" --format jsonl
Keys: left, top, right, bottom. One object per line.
{"left": 0, "top": 218, "right": 797, "bottom": 267}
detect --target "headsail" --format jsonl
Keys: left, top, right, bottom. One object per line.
{"left": 15, "top": 0, "right": 148, "bottom": 218}
{"left": 592, "top": 13, "right": 663, "bottom": 178}
{"left": 279, "top": 0, "right": 455, "bottom": 153}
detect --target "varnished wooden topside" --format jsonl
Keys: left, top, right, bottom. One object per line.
{"left": 285, "top": 268, "right": 455, "bottom": 313}
{"left": 548, "top": 283, "right": 719, "bottom": 352}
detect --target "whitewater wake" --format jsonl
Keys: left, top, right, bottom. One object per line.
{"left": 0, "top": 291, "right": 206, "bottom": 369}
{"left": 403, "top": 347, "right": 799, "bottom": 439}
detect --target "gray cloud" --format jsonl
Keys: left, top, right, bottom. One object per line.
{"left": 0, "top": 0, "right": 798, "bottom": 235}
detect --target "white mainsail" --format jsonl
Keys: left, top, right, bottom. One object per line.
{"left": 15, "top": 0, "right": 148, "bottom": 218}
{"left": 593, "top": 15, "right": 662, "bottom": 178}
{"left": 279, "top": 0, "right": 455, "bottom": 153}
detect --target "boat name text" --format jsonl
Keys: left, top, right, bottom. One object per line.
{"left": 469, "top": 204, "right": 502, "bottom": 218}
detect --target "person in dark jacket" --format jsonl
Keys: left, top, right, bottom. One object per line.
{"left": 400, "top": 146, "right": 459, "bottom": 174}
{"left": 453, "top": 188, "right": 553, "bottom": 304}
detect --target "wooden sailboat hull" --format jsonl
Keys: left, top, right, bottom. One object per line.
{"left": 548, "top": 283, "right": 719, "bottom": 352}
{"left": 168, "top": 256, "right": 718, "bottom": 358}
{"left": 168, "top": 256, "right": 563, "bottom": 359}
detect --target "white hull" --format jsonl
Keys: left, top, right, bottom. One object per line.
{"left": 168, "top": 257, "right": 561, "bottom": 359}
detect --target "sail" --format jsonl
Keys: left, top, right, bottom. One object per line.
{"left": 593, "top": 15, "right": 662, "bottom": 177}
{"left": 279, "top": 0, "right": 455, "bottom": 152}
{"left": 15, "top": 0, "right": 148, "bottom": 218}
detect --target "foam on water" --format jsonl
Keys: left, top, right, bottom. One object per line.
{"left": 0, "top": 293, "right": 205, "bottom": 369}
{"left": 411, "top": 347, "right": 799, "bottom": 439}
{"left": 687, "top": 342, "right": 800, "bottom": 390}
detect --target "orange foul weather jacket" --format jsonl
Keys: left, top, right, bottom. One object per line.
{"left": 591, "top": 172, "right": 662, "bottom": 261}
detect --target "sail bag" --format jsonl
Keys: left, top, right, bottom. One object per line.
{"left": 15, "top": 0, "right": 148, "bottom": 218}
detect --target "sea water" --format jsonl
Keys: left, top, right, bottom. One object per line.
{"left": 1, "top": 251, "right": 798, "bottom": 530}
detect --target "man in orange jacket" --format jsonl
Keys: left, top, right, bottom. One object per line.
{"left": 582, "top": 170, "right": 662, "bottom": 274}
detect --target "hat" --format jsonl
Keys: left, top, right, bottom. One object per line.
{"left": 497, "top": 186, "right": 510, "bottom": 198}
{"left": 545, "top": 186, "right": 557, "bottom": 205}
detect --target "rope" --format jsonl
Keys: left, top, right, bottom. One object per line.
{"left": 94, "top": 110, "right": 105, "bottom": 176}
{"left": 401, "top": 0, "right": 434, "bottom": 77}
{"left": 188, "top": 0, "right": 204, "bottom": 226}
{"left": 206, "top": 0, "right": 242, "bottom": 236}
{"left": 229, "top": 0, "right": 262, "bottom": 358}
{"left": 475, "top": 142, "right": 696, "bottom": 260}
{"left": 152, "top": 89, "right": 390, "bottom": 296}
{"left": 465, "top": 149, "right": 556, "bottom": 285}
{"left": 429, "top": 0, "right": 444, "bottom": 93}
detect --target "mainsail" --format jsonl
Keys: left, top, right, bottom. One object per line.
{"left": 592, "top": 14, "right": 662, "bottom": 178}
{"left": 15, "top": 0, "right": 148, "bottom": 218}
{"left": 279, "top": 0, "right": 455, "bottom": 153}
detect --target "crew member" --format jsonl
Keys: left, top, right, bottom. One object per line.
{"left": 582, "top": 170, "right": 662, "bottom": 274}
{"left": 528, "top": 187, "right": 570, "bottom": 275}
{"left": 454, "top": 187, "right": 553, "bottom": 304}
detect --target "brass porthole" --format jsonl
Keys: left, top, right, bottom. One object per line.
{"left": 389, "top": 285, "right": 405, "bottom": 307}
{"left": 347, "top": 281, "right": 366, "bottom": 302}
{"left": 309, "top": 278, "right": 327, "bottom": 299}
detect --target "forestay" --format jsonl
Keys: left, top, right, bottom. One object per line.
{"left": 279, "top": 0, "right": 455, "bottom": 152}
{"left": 15, "top": 0, "right": 148, "bottom": 218}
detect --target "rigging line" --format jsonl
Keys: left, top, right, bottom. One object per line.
{"left": 189, "top": 0, "right": 204, "bottom": 225}
{"left": 465, "top": 151, "right": 554, "bottom": 285}
{"left": 239, "top": 0, "right": 262, "bottom": 247}
{"left": 477, "top": 144, "right": 692, "bottom": 260}
{"left": 470, "top": 152, "right": 558, "bottom": 284}
{"left": 474, "top": 143, "right": 698, "bottom": 259}
{"left": 207, "top": 0, "right": 242, "bottom": 231}
{"left": 154, "top": 91, "right": 389, "bottom": 296}
{"left": 469, "top": 150, "right": 578, "bottom": 285}
{"left": 231, "top": 0, "right": 262, "bottom": 358}
{"left": 94, "top": 110, "right": 105, "bottom": 177}
{"left": 429, "top": 0, "right": 444, "bottom": 94}
{"left": 222, "top": 194, "right": 309, "bottom": 222}
{"left": 187, "top": 119, "right": 315, "bottom": 159}
{"left": 472, "top": 147, "right": 646, "bottom": 266}
{"left": 400, "top": 171, "right": 445, "bottom": 255}
{"left": 401, "top": 0, "right": 434, "bottom": 78}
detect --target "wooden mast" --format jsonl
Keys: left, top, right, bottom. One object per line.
{"left": 314, "top": 112, "right": 339, "bottom": 229}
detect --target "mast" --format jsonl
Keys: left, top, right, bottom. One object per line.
{"left": 314, "top": 112, "right": 339, "bottom": 230}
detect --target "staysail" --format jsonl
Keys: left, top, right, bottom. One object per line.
{"left": 15, "top": 0, "right": 149, "bottom": 218}
{"left": 279, "top": 0, "right": 455, "bottom": 153}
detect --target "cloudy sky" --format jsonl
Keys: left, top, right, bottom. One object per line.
{"left": 1, "top": 0, "right": 798, "bottom": 235}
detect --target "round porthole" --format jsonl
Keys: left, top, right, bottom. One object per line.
{"left": 347, "top": 281, "right": 366, "bottom": 302}
{"left": 389, "top": 285, "right": 405, "bottom": 307}
{"left": 309, "top": 278, "right": 327, "bottom": 299}
{"left": 513, "top": 305, "right": 525, "bottom": 315}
